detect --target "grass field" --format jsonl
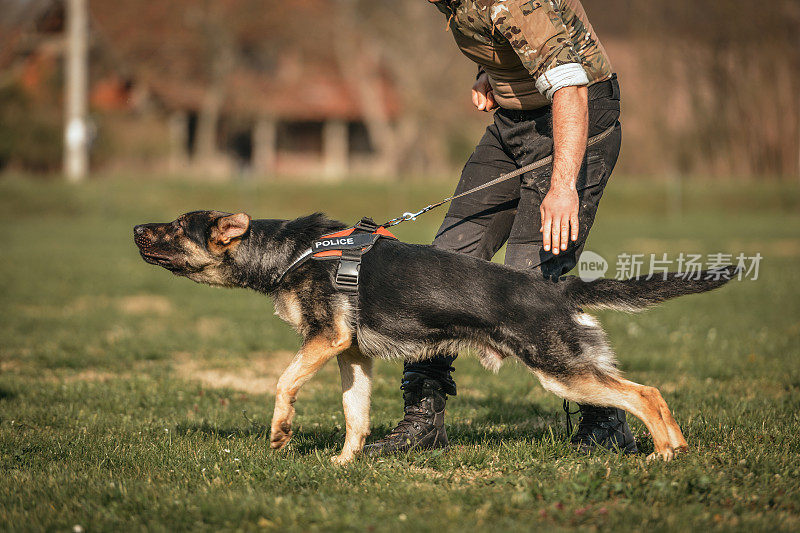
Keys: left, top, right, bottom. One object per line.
{"left": 1, "top": 175, "right": 799, "bottom": 531}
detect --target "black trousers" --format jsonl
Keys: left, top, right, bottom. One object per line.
{"left": 404, "top": 76, "right": 622, "bottom": 393}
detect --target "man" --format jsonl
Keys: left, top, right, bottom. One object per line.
{"left": 364, "top": 0, "right": 637, "bottom": 456}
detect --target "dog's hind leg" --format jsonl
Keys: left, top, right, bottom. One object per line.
{"left": 652, "top": 390, "right": 688, "bottom": 454}
{"left": 270, "top": 323, "right": 352, "bottom": 451}
{"left": 332, "top": 347, "right": 373, "bottom": 465}
{"left": 533, "top": 371, "right": 680, "bottom": 461}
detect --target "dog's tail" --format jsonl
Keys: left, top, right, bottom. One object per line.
{"left": 561, "top": 266, "right": 739, "bottom": 312}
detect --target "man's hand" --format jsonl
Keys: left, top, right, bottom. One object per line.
{"left": 540, "top": 182, "right": 579, "bottom": 254}
{"left": 540, "top": 84, "right": 588, "bottom": 255}
{"left": 472, "top": 72, "right": 497, "bottom": 112}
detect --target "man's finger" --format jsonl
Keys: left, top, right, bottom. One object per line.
{"left": 570, "top": 212, "right": 579, "bottom": 241}
{"left": 473, "top": 89, "right": 484, "bottom": 110}
{"left": 486, "top": 90, "right": 495, "bottom": 111}
{"left": 539, "top": 207, "right": 545, "bottom": 235}
{"left": 560, "top": 218, "right": 569, "bottom": 250}
{"left": 551, "top": 215, "right": 561, "bottom": 255}
{"left": 542, "top": 215, "right": 552, "bottom": 251}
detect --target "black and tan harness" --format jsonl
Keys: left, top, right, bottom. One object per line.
{"left": 276, "top": 217, "right": 397, "bottom": 294}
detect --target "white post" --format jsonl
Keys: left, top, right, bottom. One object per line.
{"left": 64, "top": 0, "right": 89, "bottom": 182}
{"left": 322, "top": 119, "right": 348, "bottom": 180}
{"left": 253, "top": 117, "right": 277, "bottom": 177}
{"left": 168, "top": 111, "right": 189, "bottom": 173}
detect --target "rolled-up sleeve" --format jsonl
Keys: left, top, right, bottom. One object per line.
{"left": 490, "top": 0, "right": 588, "bottom": 100}
{"left": 535, "top": 63, "right": 589, "bottom": 99}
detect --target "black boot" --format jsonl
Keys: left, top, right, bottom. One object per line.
{"left": 566, "top": 402, "right": 638, "bottom": 454}
{"left": 363, "top": 373, "right": 449, "bottom": 456}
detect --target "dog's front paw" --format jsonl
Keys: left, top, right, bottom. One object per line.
{"left": 270, "top": 422, "right": 293, "bottom": 450}
{"left": 646, "top": 447, "right": 675, "bottom": 462}
{"left": 330, "top": 453, "right": 355, "bottom": 465}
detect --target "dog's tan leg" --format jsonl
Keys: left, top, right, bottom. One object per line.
{"left": 331, "top": 347, "right": 373, "bottom": 465}
{"left": 270, "top": 327, "right": 352, "bottom": 451}
{"left": 652, "top": 390, "right": 689, "bottom": 453}
{"left": 534, "top": 371, "right": 679, "bottom": 461}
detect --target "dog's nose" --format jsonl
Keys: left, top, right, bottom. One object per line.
{"left": 134, "top": 225, "right": 145, "bottom": 236}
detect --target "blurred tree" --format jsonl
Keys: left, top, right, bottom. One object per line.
{"left": 332, "top": 0, "right": 479, "bottom": 175}
{"left": 0, "top": 82, "right": 62, "bottom": 173}
{"left": 628, "top": 0, "right": 800, "bottom": 177}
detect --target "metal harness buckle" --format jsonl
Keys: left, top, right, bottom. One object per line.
{"left": 275, "top": 217, "right": 394, "bottom": 294}
{"left": 335, "top": 250, "right": 362, "bottom": 293}
{"left": 333, "top": 218, "right": 381, "bottom": 294}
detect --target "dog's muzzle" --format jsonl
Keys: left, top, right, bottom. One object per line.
{"left": 133, "top": 225, "right": 150, "bottom": 250}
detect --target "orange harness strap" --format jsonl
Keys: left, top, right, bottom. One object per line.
{"left": 311, "top": 223, "right": 397, "bottom": 259}
{"left": 274, "top": 217, "right": 397, "bottom": 294}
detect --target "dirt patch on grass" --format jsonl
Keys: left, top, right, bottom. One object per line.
{"left": 195, "top": 317, "right": 230, "bottom": 339}
{"left": 14, "top": 368, "right": 131, "bottom": 383}
{"left": 172, "top": 350, "right": 296, "bottom": 394}
{"left": 0, "top": 359, "right": 24, "bottom": 372}
{"left": 18, "top": 296, "right": 110, "bottom": 318}
{"left": 66, "top": 295, "right": 110, "bottom": 314}
{"left": 60, "top": 370, "right": 123, "bottom": 383}
{"left": 116, "top": 295, "right": 173, "bottom": 315}
{"left": 21, "top": 294, "right": 175, "bottom": 318}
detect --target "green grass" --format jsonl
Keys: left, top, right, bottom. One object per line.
{"left": 1, "top": 175, "right": 799, "bottom": 532}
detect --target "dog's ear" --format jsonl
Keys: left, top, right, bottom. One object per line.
{"left": 211, "top": 213, "right": 251, "bottom": 246}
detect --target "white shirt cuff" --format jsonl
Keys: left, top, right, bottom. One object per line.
{"left": 535, "top": 63, "right": 590, "bottom": 101}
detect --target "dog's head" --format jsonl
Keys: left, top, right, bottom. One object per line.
{"left": 133, "top": 210, "right": 251, "bottom": 286}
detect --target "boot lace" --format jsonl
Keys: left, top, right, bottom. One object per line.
{"left": 564, "top": 401, "right": 620, "bottom": 440}
{"left": 563, "top": 400, "right": 581, "bottom": 437}
{"left": 374, "top": 384, "right": 434, "bottom": 443}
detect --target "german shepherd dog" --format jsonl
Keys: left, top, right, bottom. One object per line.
{"left": 134, "top": 210, "right": 735, "bottom": 464}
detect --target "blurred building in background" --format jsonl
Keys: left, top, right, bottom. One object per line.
{"left": 137, "top": 55, "right": 400, "bottom": 179}
{"left": 0, "top": 0, "right": 402, "bottom": 179}
{"left": 0, "top": 0, "right": 798, "bottom": 180}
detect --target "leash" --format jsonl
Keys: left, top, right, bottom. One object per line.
{"left": 381, "top": 124, "right": 616, "bottom": 228}
{"left": 275, "top": 124, "right": 616, "bottom": 289}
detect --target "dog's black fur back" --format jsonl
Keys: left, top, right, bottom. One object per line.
{"left": 135, "top": 211, "right": 735, "bottom": 382}
{"left": 354, "top": 238, "right": 734, "bottom": 379}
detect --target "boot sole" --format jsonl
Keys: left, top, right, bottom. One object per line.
{"left": 570, "top": 439, "right": 639, "bottom": 455}
{"left": 363, "top": 431, "right": 449, "bottom": 458}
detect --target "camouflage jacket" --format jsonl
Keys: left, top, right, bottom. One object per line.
{"left": 434, "top": 0, "right": 613, "bottom": 110}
